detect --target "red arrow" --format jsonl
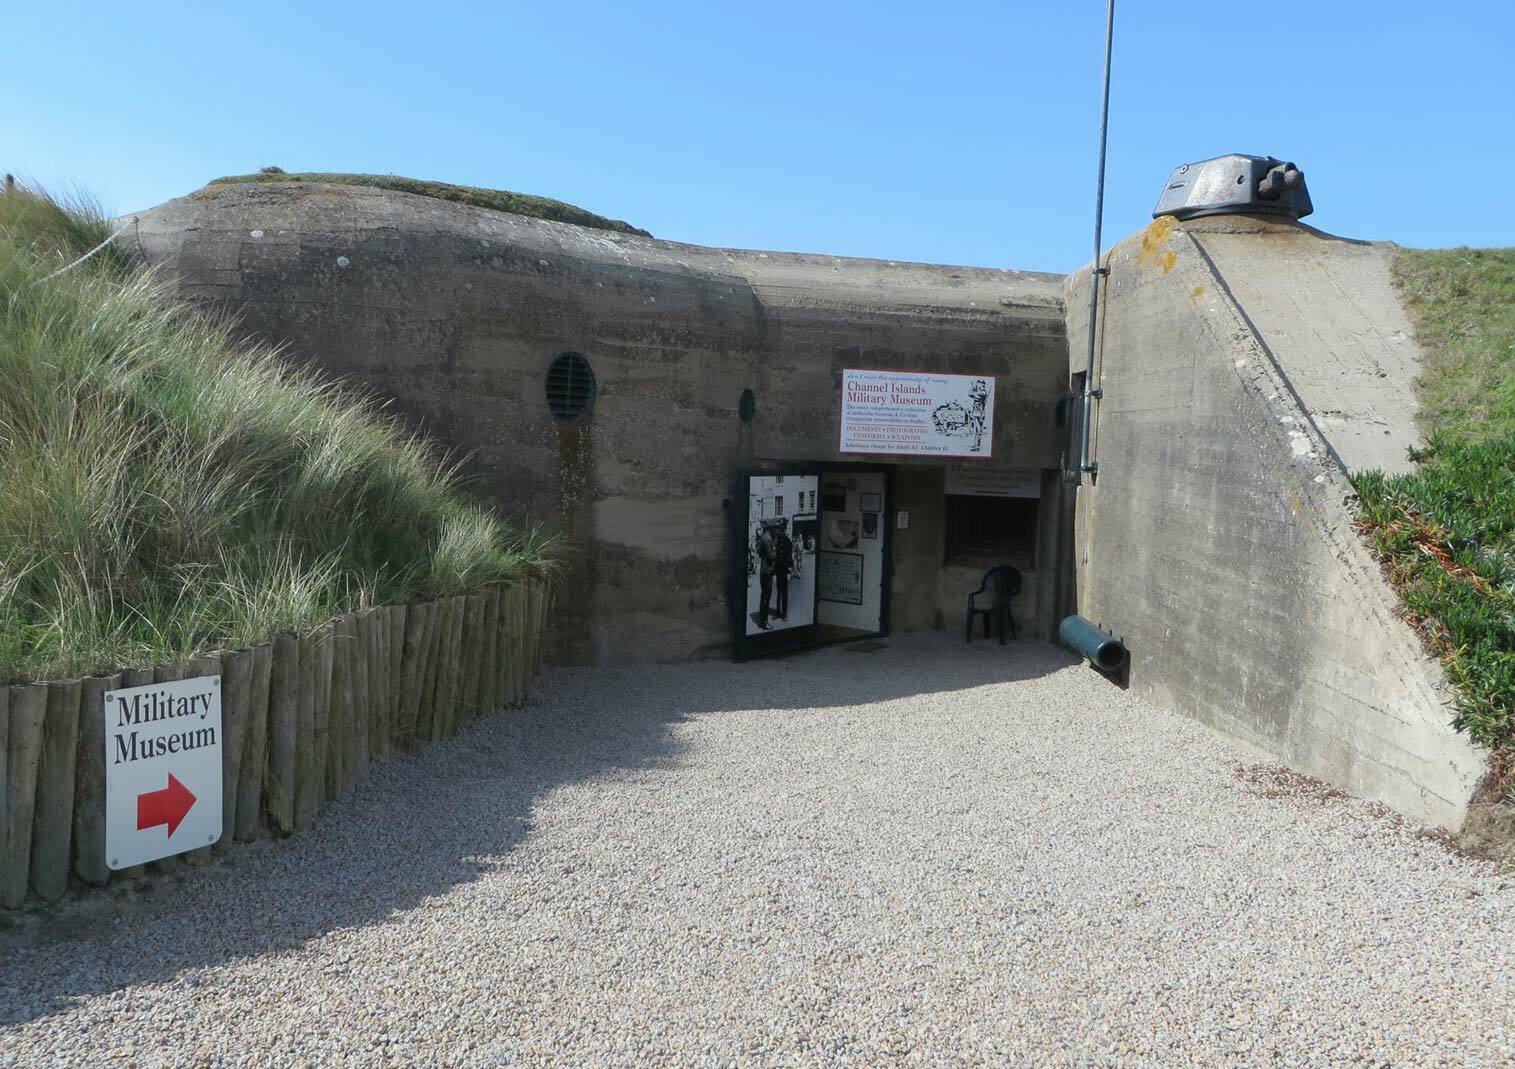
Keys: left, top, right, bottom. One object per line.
{"left": 136, "top": 773, "right": 196, "bottom": 837}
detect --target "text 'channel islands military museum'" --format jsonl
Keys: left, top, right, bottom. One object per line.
{"left": 134, "top": 155, "right": 1317, "bottom": 666}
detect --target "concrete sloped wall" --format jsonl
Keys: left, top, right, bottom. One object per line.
{"left": 1190, "top": 217, "right": 1425, "bottom": 476}
{"left": 1066, "top": 216, "right": 1486, "bottom": 828}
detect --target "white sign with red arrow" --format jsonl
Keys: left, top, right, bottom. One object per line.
{"left": 104, "top": 674, "right": 223, "bottom": 869}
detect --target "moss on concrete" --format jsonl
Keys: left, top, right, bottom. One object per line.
{"left": 207, "top": 171, "right": 652, "bottom": 237}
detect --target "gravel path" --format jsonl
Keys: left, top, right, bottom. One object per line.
{"left": 2, "top": 633, "right": 1511, "bottom": 1067}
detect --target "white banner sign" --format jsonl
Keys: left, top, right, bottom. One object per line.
{"left": 945, "top": 466, "right": 1041, "bottom": 498}
{"left": 105, "top": 675, "right": 224, "bottom": 869}
{"left": 839, "top": 369, "right": 995, "bottom": 458}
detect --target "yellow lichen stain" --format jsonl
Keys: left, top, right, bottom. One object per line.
{"left": 1191, "top": 285, "right": 1206, "bottom": 299}
{"left": 1137, "top": 216, "right": 1179, "bottom": 274}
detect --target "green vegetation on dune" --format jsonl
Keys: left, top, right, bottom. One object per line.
{"left": 208, "top": 170, "right": 652, "bottom": 237}
{"left": 1355, "top": 247, "right": 1515, "bottom": 778}
{"left": 1392, "top": 248, "right": 1515, "bottom": 441}
{"left": 0, "top": 188, "right": 551, "bottom": 682}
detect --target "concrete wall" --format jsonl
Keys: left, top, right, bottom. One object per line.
{"left": 1065, "top": 215, "right": 1486, "bottom": 828}
{"left": 133, "top": 182, "right": 1071, "bottom": 664}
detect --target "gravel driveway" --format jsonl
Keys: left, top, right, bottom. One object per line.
{"left": 2, "top": 633, "right": 1511, "bottom": 1067}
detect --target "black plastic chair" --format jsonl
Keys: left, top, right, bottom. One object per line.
{"left": 966, "top": 566, "right": 1021, "bottom": 644}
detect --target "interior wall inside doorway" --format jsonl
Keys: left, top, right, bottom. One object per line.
{"left": 816, "top": 471, "right": 886, "bottom": 633}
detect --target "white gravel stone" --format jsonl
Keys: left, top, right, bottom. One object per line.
{"left": 2, "top": 633, "right": 1511, "bottom": 1067}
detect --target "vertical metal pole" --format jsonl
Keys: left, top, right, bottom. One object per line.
{"left": 1079, "top": 0, "right": 1116, "bottom": 477}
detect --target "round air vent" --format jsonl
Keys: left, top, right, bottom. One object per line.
{"left": 545, "top": 352, "right": 596, "bottom": 422}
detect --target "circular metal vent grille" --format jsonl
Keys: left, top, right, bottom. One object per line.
{"left": 545, "top": 352, "right": 596, "bottom": 421}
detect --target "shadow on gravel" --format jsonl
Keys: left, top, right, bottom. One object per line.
{"left": 0, "top": 633, "right": 1073, "bottom": 1026}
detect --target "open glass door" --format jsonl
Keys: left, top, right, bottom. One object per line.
{"left": 733, "top": 471, "right": 821, "bottom": 658}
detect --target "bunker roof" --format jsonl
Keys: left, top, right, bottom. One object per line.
{"left": 206, "top": 171, "right": 652, "bottom": 237}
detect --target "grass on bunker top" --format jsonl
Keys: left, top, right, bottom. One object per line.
{"left": 1394, "top": 247, "right": 1515, "bottom": 442}
{"left": 1355, "top": 248, "right": 1515, "bottom": 773}
{"left": 0, "top": 186, "right": 551, "bottom": 683}
{"left": 208, "top": 171, "right": 652, "bottom": 238}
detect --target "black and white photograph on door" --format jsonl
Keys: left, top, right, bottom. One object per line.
{"left": 745, "top": 474, "right": 818, "bottom": 634}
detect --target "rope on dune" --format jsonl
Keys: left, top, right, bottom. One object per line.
{"left": 40, "top": 217, "right": 138, "bottom": 280}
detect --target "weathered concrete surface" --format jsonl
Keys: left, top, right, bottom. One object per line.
{"left": 132, "top": 182, "right": 1069, "bottom": 664}
{"left": 1186, "top": 217, "right": 1424, "bottom": 474}
{"left": 1066, "top": 216, "right": 1486, "bottom": 828}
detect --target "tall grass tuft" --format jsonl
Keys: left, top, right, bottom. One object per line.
{"left": 0, "top": 185, "right": 551, "bottom": 681}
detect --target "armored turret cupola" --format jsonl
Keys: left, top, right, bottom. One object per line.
{"left": 1153, "top": 154, "right": 1313, "bottom": 221}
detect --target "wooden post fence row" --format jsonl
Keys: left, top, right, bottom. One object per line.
{"left": 0, "top": 581, "right": 548, "bottom": 909}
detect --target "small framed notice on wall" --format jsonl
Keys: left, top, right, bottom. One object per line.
{"left": 817, "top": 552, "right": 864, "bottom": 605}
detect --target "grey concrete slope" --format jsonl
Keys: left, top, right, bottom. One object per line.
{"left": 1066, "top": 216, "right": 1485, "bottom": 828}
{"left": 1186, "top": 217, "right": 1423, "bottom": 475}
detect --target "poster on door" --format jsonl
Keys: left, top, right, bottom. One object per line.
{"left": 745, "top": 474, "right": 818, "bottom": 635}
{"left": 839, "top": 369, "right": 995, "bottom": 458}
{"left": 817, "top": 552, "right": 863, "bottom": 605}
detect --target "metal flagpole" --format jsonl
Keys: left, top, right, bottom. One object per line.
{"left": 1079, "top": 0, "right": 1116, "bottom": 478}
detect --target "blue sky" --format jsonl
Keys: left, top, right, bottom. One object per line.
{"left": 6, "top": 1, "right": 1511, "bottom": 273}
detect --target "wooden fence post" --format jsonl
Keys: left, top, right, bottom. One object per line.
{"left": 30, "top": 679, "right": 83, "bottom": 901}
{"left": 381, "top": 602, "right": 399, "bottom": 754}
{"left": 267, "top": 633, "right": 299, "bottom": 836}
{"left": 531, "top": 580, "right": 548, "bottom": 681}
{"left": 2, "top": 685, "right": 47, "bottom": 908}
{"left": 439, "top": 596, "right": 466, "bottom": 738}
{"left": 216, "top": 649, "right": 253, "bottom": 851}
{"left": 72, "top": 673, "right": 120, "bottom": 884}
{"left": 417, "top": 601, "right": 444, "bottom": 742}
{"left": 480, "top": 590, "right": 500, "bottom": 716}
{"left": 361, "top": 607, "right": 383, "bottom": 773}
{"left": 313, "top": 624, "right": 335, "bottom": 811}
{"left": 513, "top": 584, "right": 530, "bottom": 707}
{"left": 459, "top": 594, "right": 485, "bottom": 725}
{"left": 0, "top": 687, "right": 7, "bottom": 897}
{"left": 295, "top": 630, "right": 320, "bottom": 831}
{"left": 326, "top": 614, "right": 353, "bottom": 798}
{"left": 505, "top": 586, "right": 519, "bottom": 708}
{"left": 236, "top": 643, "right": 273, "bottom": 841}
{"left": 399, "top": 601, "right": 432, "bottom": 748}
{"left": 352, "top": 609, "right": 372, "bottom": 782}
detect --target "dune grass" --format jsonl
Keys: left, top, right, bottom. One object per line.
{"left": 207, "top": 171, "right": 652, "bottom": 237}
{"left": 0, "top": 186, "right": 550, "bottom": 682}
{"left": 1354, "top": 248, "right": 1515, "bottom": 775}
{"left": 1391, "top": 248, "right": 1515, "bottom": 442}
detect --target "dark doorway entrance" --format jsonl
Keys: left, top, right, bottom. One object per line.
{"left": 731, "top": 465, "right": 892, "bottom": 660}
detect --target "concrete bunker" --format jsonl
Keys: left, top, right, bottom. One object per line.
{"left": 133, "top": 180, "right": 1075, "bottom": 665}
{"left": 127, "top": 171, "right": 1496, "bottom": 830}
